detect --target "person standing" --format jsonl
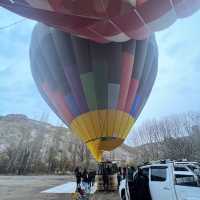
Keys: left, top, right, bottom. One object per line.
{"left": 88, "top": 171, "right": 96, "bottom": 188}
{"left": 74, "top": 167, "right": 82, "bottom": 188}
{"left": 128, "top": 166, "right": 135, "bottom": 182}
{"left": 127, "top": 166, "right": 136, "bottom": 200}
{"left": 117, "top": 171, "right": 122, "bottom": 189}
{"left": 122, "top": 167, "right": 127, "bottom": 179}
{"left": 91, "top": 171, "right": 96, "bottom": 186}
{"left": 103, "top": 167, "right": 109, "bottom": 191}
{"left": 133, "top": 168, "right": 152, "bottom": 200}
{"left": 82, "top": 168, "right": 89, "bottom": 192}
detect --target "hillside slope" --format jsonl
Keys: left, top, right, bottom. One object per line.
{"left": 0, "top": 114, "right": 135, "bottom": 173}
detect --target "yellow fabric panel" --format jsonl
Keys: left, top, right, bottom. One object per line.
{"left": 86, "top": 137, "right": 124, "bottom": 161}
{"left": 70, "top": 110, "right": 134, "bottom": 161}
{"left": 113, "top": 111, "right": 123, "bottom": 136}
{"left": 86, "top": 140, "right": 102, "bottom": 161}
{"left": 80, "top": 114, "right": 96, "bottom": 141}
{"left": 70, "top": 120, "right": 86, "bottom": 142}
{"left": 119, "top": 114, "right": 134, "bottom": 139}
{"left": 98, "top": 110, "right": 107, "bottom": 137}
{"left": 121, "top": 117, "right": 135, "bottom": 139}
{"left": 78, "top": 120, "right": 90, "bottom": 141}
{"left": 107, "top": 110, "right": 116, "bottom": 137}
{"left": 91, "top": 111, "right": 102, "bottom": 138}
{"left": 118, "top": 112, "right": 127, "bottom": 138}
{"left": 89, "top": 111, "right": 100, "bottom": 139}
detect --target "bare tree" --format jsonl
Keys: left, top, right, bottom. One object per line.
{"left": 131, "top": 112, "right": 200, "bottom": 164}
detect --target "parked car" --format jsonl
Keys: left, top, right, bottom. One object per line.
{"left": 175, "top": 161, "right": 200, "bottom": 181}
{"left": 119, "top": 162, "right": 200, "bottom": 200}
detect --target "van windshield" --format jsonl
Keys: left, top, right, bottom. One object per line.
{"left": 187, "top": 165, "right": 200, "bottom": 175}
{"left": 175, "top": 174, "right": 198, "bottom": 187}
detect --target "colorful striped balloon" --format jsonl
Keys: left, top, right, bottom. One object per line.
{"left": 1, "top": 0, "right": 200, "bottom": 43}
{"left": 30, "top": 23, "right": 158, "bottom": 161}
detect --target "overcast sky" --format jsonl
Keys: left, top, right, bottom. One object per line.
{"left": 0, "top": 8, "right": 200, "bottom": 140}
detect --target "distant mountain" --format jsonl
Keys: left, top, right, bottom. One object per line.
{"left": 0, "top": 114, "right": 71, "bottom": 159}
{"left": 0, "top": 114, "right": 136, "bottom": 174}
{"left": 1, "top": 114, "right": 199, "bottom": 174}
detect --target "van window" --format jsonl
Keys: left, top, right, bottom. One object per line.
{"left": 187, "top": 165, "right": 198, "bottom": 171}
{"left": 174, "top": 166, "right": 188, "bottom": 171}
{"left": 175, "top": 174, "right": 198, "bottom": 187}
{"left": 141, "top": 168, "right": 149, "bottom": 177}
{"left": 151, "top": 166, "right": 167, "bottom": 182}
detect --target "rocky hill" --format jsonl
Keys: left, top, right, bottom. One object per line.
{"left": 0, "top": 114, "right": 74, "bottom": 161}
{"left": 0, "top": 114, "right": 135, "bottom": 174}
{"left": 2, "top": 113, "right": 198, "bottom": 174}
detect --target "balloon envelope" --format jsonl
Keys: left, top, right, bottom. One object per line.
{"left": 30, "top": 23, "right": 158, "bottom": 161}
{"left": 1, "top": 0, "right": 200, "bottom": 43}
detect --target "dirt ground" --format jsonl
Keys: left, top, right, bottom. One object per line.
{"left": 0, "top": 176, "right": 120, "bottom": 200}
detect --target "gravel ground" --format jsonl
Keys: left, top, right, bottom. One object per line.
{"left": 0, "top": 176, "right": 120, "bottom": 200}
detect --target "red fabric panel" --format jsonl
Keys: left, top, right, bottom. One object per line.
{"left": 1, "top": 1, "right": 99, "bottom": 29}
{"left": 125, "top": 79, "right": 139, "bottom": 112}
{"left": 48, "top": 0, "right": 63, "bottom": 11}
{"left": 117, "top": 52, "right": 134, "bottom": 111}
{"left": 137, "top": 0, "right": 148, "bottom": 6}
{"left": 49, "top": 0, "right": 132, "bottom": 18}
{"left": 0, "top": 0, "right": 200, "bottom": 43}
{"left": 42, "top": 83, "right": 74, "bottom": 122}
{"left": 49, "top": 0, "right": 106, "bottom": 19}
{"left": 112, "top": 9, "right": 150, "bottom": 40}
{"left": 69, "top": 26, "right": 109, "bottom": 43}
{"left": 136, "top": 0, "right": 172, "bottom": 22}
{"left": 89, "top": 20, "right": 121, "bottom": 37}
{"left": 173, "top": 0, "right": 200, "bottom": 18}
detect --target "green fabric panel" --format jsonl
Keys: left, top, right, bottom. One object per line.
{"left": 89, "top": 43, "right": 109, "bottom": 109}
{"left": 80, "top": 72, "right": 97, "bottom": 111}
{"left": 93, "top": 63, "right": 108, "bottom": 109}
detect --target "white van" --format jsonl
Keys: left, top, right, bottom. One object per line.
{"left": 175, "top": 161, "right": 200, "bottom": 181}
{"left": 119, "top": 163, "right": 200, "bottom": 200}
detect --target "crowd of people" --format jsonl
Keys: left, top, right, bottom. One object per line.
{"left": 117, "top": 166, "right": 152, "bottom": 200}
{"left": 74, "top": 167, "right": 96, "bottom": 192}
{"left": 117, "top": 166, "right": 135, "bottom": 188}
{"left": 74, "top": 165, "right": 151, "bottom": 200}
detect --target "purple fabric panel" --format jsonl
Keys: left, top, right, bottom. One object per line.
{"left": 63, "top": 64, "right": 88, "bottom": 113}
{"left": 130, "top": 95, "right": 141, "bottom": 117}
{"left": 64, "top": 95, "right": 80, "bottom": 117}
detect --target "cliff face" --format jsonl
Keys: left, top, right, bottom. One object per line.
{"left": 0, "top": 114, "right": 88, "bottom": 173}
{"left": 3, "top": 113, "right": 197, "bottom": 173}
{"left": 0, "top": 114, "right": 136, "bottom": 174}
{"left": 0, "top": 114, "right": 70, "bottom": 158}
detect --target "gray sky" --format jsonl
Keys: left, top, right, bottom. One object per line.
{"left": 137, "top": 11, "right": 200, "bottom": 125}
{"left": 0, "top": 8, "right": 200, "bottom": 141}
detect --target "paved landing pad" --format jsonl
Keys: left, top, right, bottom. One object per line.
{"left": 41, "top": 182, "right": 77, "bottom": 193}
{"left": 41, "top": 181, "right": 97, "bottom": 194}
{"left": 0, "top": 176, "right": 120, "bottom": 200}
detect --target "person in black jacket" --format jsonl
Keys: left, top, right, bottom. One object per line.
{"left": 82, "top": 168, "right": 89, "bottom": 192}
{"left": 133, "top": 168, "right": 152, "bottom": 200}
{"left": 74, "top": 167, "right": 82, "bottom": 188}
{"left": 122, "top": 167, "right": 127, "bottom": 179}
{"left": 103, "top": 167, "right": 109, "bottom": 191}
{"left": 117, "top": 171, "right": 122, "bottom": 189}
{"left": 127, "top": 166, "right": 136, "bottom": 199}
{"left": 88, "top": 171, "right": 96, "bottom": 187}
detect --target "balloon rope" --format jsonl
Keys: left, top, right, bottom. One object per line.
{"left": 0, "top": 18, "right": 26, "bottom": 31}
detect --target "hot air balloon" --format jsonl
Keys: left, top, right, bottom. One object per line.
{"left": 30, "top": 23, "right": 158, "bottom": 161}
{"left": 1, "top": 0, "right": 200, "bottom": 43}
